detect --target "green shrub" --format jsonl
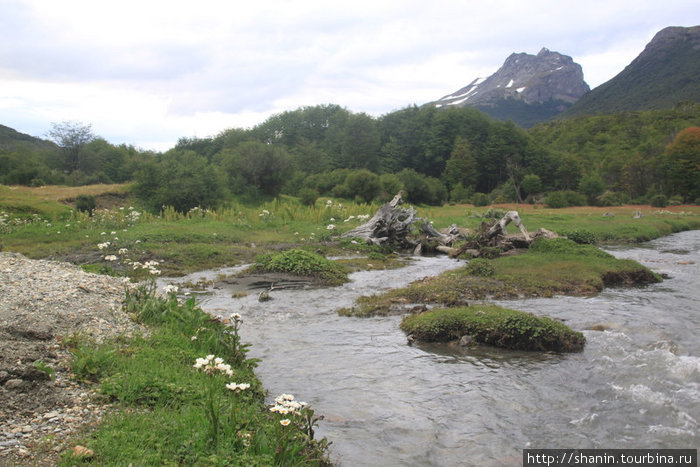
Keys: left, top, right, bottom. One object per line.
{"left": 75, "top": 194, "right": 96, "bottom": 214}
{"left": 471, "top": 192, "right": 489, "bottom": 207}
{"left": 650, "top": 194, "right": 668, "bottom": 207}
{"left": 597, "top": 191, "right": 630, "bottom": 206}
{"left": 400, "top": 305, "right": 585, "bottom": 352}
{"left": 558, "top": 229, "right": 598, "bottom": 244}
{"left": 253, "top": 249, "right": 348, "bottom": 285}
{"left": 298, "top": 188, "right": 319, "bottom": 206}
{"left": 529, "top": 237, "right": 612, "bottom": 258}
{"left": 545, "top": 190, "right": 586, "bottom": 208}
{"left": 449, "top": 183, "right": 473, "bottom": 203}
{"left": 465, "top": 258, "right": 495, "bottom": 277}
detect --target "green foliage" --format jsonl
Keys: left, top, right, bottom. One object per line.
{"left": 32, "top": 360, "right": 56, "bottom": 380}
{"left": 400, "top": 305, "right": 585, "bottom": 352}
{"left": 397, "top": 168, "right": 446, "bottom": 205}
{"left": 75, "top": 194, "right": 96, "bottom": 214}
{"left": 217, "top": 141, "right": 291, "bottom": 197}
{"left": 546, "top": 190, "right": 586, "bottom": 208}
{"left": 344, "top": 169, "right": 381, "bottom": 203}
{"left": 521, "top": 174, "right": 542, "bottom": 198}
{"left": 62, "top": 282, "right": 330, "bottom": 466}
{"left": 557, "top": 229, "right": 598, "bottom": 245}
{"left": 134, "top": 150, "right": 228, "bottom": 213}
{"left": 70, "top": 341, "right": 117, "bottom": 383}
{"left": 529, "top": 237, "right": 612, "bottom": 258}
{"left": 532, "top": 105, "right": 700, "bottom": 201}
{"left": 252, "top": 249, "right": 349, "bottom": 285}
{"left": 650, "top": 194, "right": 669, "bottom": 207}
{"left": 450, "top": 183, "right": 473, "bottom": 203}
{"left": 379, "top": 173, "right": 404, "bottom": 201}
{"left": 442, "top": 136, "right": 477, "bottom": 191}
{"left": 298, "top": 187, "right": 319, "bottom": 206}
{"left": 471, "top": 192, "right": 490, "bottom": 206}
{"left": 663, "top": 126, "right": 700, "bottom": 202}
{"left": 598, "top": 191, "right": 630, "bottom": 206}
{"left": 464, "top": 258, "right": 495, "bottom": 277}
{"left": 578, "top": 173, "right": 606, "bottom": 205}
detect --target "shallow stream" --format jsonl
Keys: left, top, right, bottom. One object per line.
{"left": 163, "top": 230, "right": 700, "bottom": 466}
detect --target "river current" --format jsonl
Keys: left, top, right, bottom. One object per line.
{"left": 163, "top": 230, "right": 699, "bottom": 466}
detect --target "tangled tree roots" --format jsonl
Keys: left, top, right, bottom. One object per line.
{"left": 341, "top": 192, "right": 558, "bottom": 257}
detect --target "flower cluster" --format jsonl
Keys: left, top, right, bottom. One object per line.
{"left": 129, "top": 260, "right": 161, "bottom": 275}
{"left": 270, "top": 393, "right": 308, "bottom": 427}
{"left": 163, "top": 284, "right": 179, "bottom": 294}
{"left": 193, "top": 354, "right": 234, "bottom": 376}
{"left": 270, "top": 393, "right": 307, "bottom": 415}
{"left": 226, "top": 382, "right": 251, "bottom": 392}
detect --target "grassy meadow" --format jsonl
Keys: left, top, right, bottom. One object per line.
{"left": 2, "top": 183, "right": 699, "bottom": 278}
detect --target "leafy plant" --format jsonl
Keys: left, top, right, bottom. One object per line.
{"left": 558, "top": 228, "right": 598, "bottom": 244}
{"left": 75, "top": 194, "right": 96, "bottom": 214}
{"left": 465, "top": 258, "right": 495, "bottom": 277}
{"left": 32, "top": 360, "right": 56, "bottom": 380}
{"left": 252, "top": 248, "right": 349, "bottom": 285}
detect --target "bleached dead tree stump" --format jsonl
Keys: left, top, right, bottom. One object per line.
{"left": 340, "top": 193, "right": 419, "bottom": 248}
{"left": 340, "top": 193, "right": 552, "bottom": 258}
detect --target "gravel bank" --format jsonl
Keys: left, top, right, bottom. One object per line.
{"left": 0, "top": 252, "right": 147, "bottom": 465}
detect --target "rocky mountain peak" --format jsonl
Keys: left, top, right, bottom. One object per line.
{"left": 432, "top": 48, "right": 589, "bottom": 111}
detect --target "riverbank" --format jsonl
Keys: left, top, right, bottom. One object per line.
{"left": 0, "top": 252, "right": 145, "bottom": 465}
{"left": 0, "top": 252, "right": 330, "bottom": 466}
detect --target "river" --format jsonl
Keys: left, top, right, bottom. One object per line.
{"left": 163, "top": 230, "right": 699, "bottom": 466}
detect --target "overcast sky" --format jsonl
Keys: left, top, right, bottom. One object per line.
{"left": 1, "top": 0, "right": 697, "bottom": 151}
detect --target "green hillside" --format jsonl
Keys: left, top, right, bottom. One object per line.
{"left": 565, "top": 26, "right": 700, "bottom": 117}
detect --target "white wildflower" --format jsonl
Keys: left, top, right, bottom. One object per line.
{"left": 226, "top": 382, "right": 251, "bottom": 392}
{"left": 104, "top": 255, "right": 118, "bottom": 261}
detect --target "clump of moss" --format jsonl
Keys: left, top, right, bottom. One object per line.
{"left": 252, "top": 248, "right": 349, "bottom": 286}
{"left": 400, "top": 305, "right": 585, "bottom": 352}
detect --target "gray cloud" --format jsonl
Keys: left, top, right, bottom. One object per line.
{"left": 1, "top": 0, "right": 697, "bottom": 149}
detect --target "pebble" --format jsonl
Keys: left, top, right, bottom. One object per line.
{"left": 0, "top": 252, "right": 149, "bottom": 464}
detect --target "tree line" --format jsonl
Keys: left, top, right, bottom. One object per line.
{"left": 1, "top": 103, "right": 698, "bottom": 212}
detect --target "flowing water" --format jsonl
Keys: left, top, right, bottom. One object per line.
{"left": 163, "top": 230, "right": 700, "bottom": 466}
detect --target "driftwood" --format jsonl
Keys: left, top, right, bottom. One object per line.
{"left": 341, "top": 193, "right": 419, "bottom": 248}
{"left": 341, "top": 192, "right": 555, "bottom": 257}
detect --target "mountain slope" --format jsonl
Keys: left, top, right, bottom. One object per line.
{"left": 564, "top": 25, "right": 700, "bottom": 117}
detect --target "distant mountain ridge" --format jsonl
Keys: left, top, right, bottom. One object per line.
{"left": 0, "top": 124, "right": 55, "bottom": 152}
{"left": 429, "top": 25, "right": 700, "bottom": 126}
{"left": 564, "top": 25, "right": 700, "bottom": 117}
{"left": 429, "top": 48, "right": 589, "bottom": 127}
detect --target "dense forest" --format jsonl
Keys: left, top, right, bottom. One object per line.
{"left": 1, "top": 103, "right": 699, "bottom": 211}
